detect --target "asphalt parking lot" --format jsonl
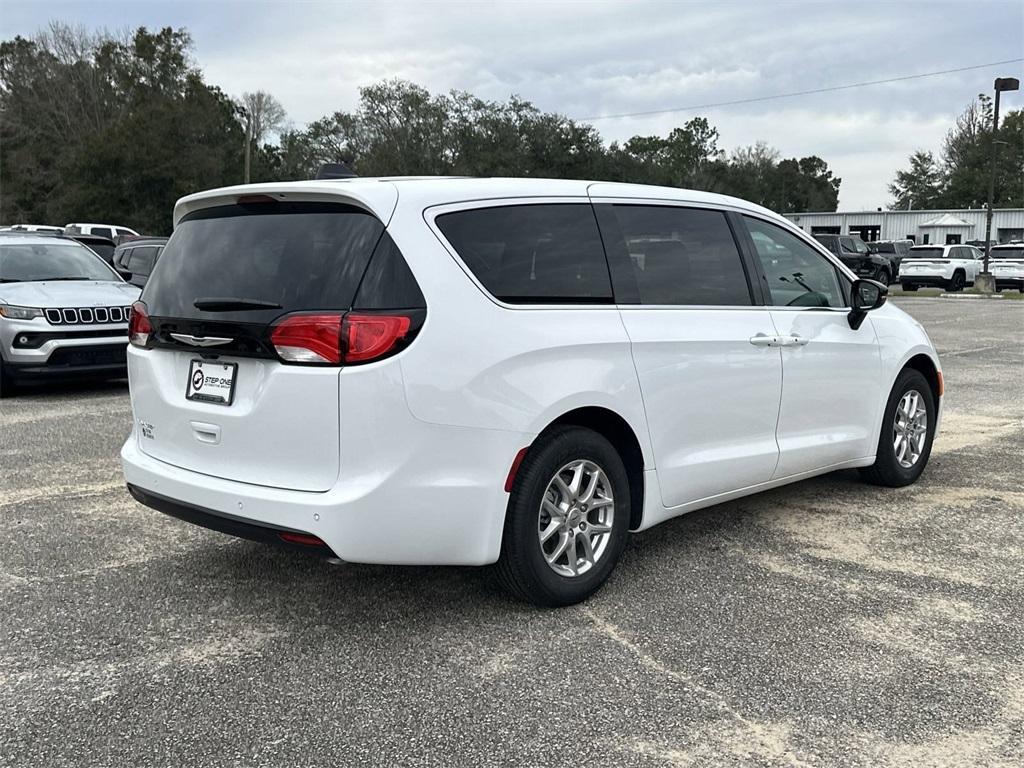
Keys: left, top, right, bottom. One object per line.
{"left": 1, "top": 297, "right": 1022, "bottom": 768}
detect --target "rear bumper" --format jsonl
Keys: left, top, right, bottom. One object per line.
{"left": 993, "top": 277, "right": 1024, "bottom": 288}
{"left": 899, "top": 275, "right": 951, "bottom": 287}
{"left": 127, "top": 484, "right": 336, "bottom": 557}
{"left": 121, "top": 415, "right": 529, "bottom": 566}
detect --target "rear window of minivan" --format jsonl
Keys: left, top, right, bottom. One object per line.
{"left": 143, "top": 202, "right": 385, "bottom": 323}
{"left": 436, "top": 204, "right": 613, "bottom": 304}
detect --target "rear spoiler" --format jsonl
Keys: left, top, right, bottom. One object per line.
{"left": 172, "top": 181, "right": 399, "bottom": 229}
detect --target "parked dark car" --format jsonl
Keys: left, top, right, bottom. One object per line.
{"left": 867, "top": 239, "right": 913, "bottom": 275}
{"left": 112, "top": 238, "right": 167, "bottom": 287}
{"left": 813, "top": 234, "right": 893, "bottom": 284}
{"left": 68, "top": 233, "right": 117, "bottom": 266}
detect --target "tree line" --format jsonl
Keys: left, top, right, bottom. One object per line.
{"left": 2, "top": 23, "right": 1017, "bottom": 235}
{"left": 888, "top": 95, "right": 1023, "bottom": 212}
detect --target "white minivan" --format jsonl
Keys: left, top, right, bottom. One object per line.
{"left": 122, "top": 178, "right": 942, "bottom": 605}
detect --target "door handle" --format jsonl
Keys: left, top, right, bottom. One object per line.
{"left": 749, "top": 333, "right": 809, "bottom": 348}
{"left": 749, "top": 333, "right": 780, "bottom": 347}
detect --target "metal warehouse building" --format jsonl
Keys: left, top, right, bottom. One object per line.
{"left": 784, "top": 208, "right": 1024, "bottom": 245}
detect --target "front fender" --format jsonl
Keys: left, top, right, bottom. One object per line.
{"left": 869, "top": 305, "right": 943, "bottom": 440}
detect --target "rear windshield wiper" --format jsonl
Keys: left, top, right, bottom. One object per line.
{"left": 193, "top": 297, "right": 283, "bottom": 312}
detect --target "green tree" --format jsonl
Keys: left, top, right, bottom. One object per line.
{"left": 1, "top": 23, "right": 243, "bottom": 233}
{"left": 888, "top": 150, "right": 946, "bottom": 210}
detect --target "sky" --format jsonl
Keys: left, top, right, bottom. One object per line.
{"left": 3, "top": 0, "right": 1022, "bottom": 210}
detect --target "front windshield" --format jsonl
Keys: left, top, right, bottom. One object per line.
{"left": 0, "top": 242, "right": 120, "bottom": 283}
{"left": 992, "top": 247, "right": 1024, "bottom": 260}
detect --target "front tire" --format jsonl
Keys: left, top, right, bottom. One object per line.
{"left": 876, "top": 267, "right": 892, "bottom": 285}
{"left": 0, "top": 361, "right": 14, "bottom": 399}
{"left": 495, "top": 426, "right": 630, "bottom": 606}
{"left": 859, "top": 368, "right": 936, "bottom": 487}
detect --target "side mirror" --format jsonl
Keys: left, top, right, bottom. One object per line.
{"left": 848, "top": 279, "right": 887, "bottom": 330}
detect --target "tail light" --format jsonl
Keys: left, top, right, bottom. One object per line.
{"left": 270, "top": 314, "right": 343, "bottom": 363}
{"left": 128, "top": 301, "right": 152, "bottom": 347}
{"left": 342, "top": 313, "right": 412, "bottom": 363}
{"left": 269, "top": 311, "right": 418, "bottom": 366}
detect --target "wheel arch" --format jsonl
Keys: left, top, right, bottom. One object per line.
{"left": 533, "top": 406, "right": 647, "bottom": 531}
{"left": 903, "top": 352, "right": 941, "bottom": 405}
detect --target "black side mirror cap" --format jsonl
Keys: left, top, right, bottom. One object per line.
{"left": 848, "top": 278, "right": 887, "bottom": 330}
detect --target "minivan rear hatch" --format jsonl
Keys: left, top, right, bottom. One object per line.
{"left": 131, "top": 200, "right": 385, "bottom": 491}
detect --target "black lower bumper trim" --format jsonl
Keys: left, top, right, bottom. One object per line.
{"left": 5, "top": 361, "right": 127, "bottom": 378}
{"left": 126, "top": 484, "right": 335, "bottom": 558}
{"left": 900, "top": 277, "right": 950, "bottom": 287}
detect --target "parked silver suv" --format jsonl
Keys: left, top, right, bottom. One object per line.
{"left": 0, "top": 233, "right": 140, "bottom": 396}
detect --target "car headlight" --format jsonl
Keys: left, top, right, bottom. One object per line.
{"left": 0, "top": 304, "right": 44, "bottom": 320}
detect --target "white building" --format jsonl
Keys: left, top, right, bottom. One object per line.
{"left": 784, "top": 208, "right": 1024, "bottom": 245}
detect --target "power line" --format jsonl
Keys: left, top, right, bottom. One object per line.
{"left": 579, "top": 58, "right": 1024, "bottom": 121}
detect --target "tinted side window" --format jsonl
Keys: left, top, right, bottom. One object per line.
{"left": 819, "top": 237, "right": 840, "bottom": 256}
{"left": 92, "top": 227, "right": 114, "bottom": 240}
{"left": 129, "top": 246, "right": 158, "bottom": 276}
{"left": 435, "top": 204, "right": 612, "bottom": 304}
{"left": 744, "top": 217, "right": 845, "bottom": 309}
{"left": 353, "top": 231, "right": 425, "bottom": 309}
{"left": 602, "top": 205, "right": 751, "bottom": 305}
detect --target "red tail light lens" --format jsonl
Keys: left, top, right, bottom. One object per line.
{"left": 270, "top": 314, "right": 343, "bottom": 364}
{"left": 269, "top": 312, "right": 418, "bottom": 366}
{"left": 128, "top": 301, "right": 152, "bottom": 347}
{"left": 342, "top": 313, "right": 412, "bottom": 363}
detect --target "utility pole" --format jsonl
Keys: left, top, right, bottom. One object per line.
{"left": 980, "top": 76, "right": 1020, "bottom": 287}
{"left": 242, "top": 114, "right": 252, "bottom": 185}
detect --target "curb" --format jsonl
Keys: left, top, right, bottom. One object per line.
{"left": 938, "top": 293, "right": 1004, "bottom": 300}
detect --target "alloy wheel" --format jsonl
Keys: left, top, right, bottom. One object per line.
{"left": 537, "top": 460, "right": 615, "bottom": 577}
{"left": 893, "top": 389, "right": 928, "bottom": 468}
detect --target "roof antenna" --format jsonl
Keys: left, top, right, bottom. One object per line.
{"left": 315, "top": 162, "right": 357, "bottom": 180}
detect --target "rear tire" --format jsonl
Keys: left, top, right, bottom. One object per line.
{"left": 859, "top": 368, "right": 936, "bottom": 488}
{"left": 901, "top": 283, "right": 918, "bottom": 292}
{"left": 946, "top": 271, "right": 966, "bottom": 292}
{"left": 495, "top": 426, "right": 630, "bottom": 607}
{"left": 876, "top": 267, "right": 892, "bottom": 285}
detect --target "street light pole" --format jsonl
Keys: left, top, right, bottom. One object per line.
{"left": 982, "top": 76, "right": 1020, "bottom": 278}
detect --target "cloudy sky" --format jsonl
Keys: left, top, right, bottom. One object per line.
{"left": 3, "top": 1, "right": 1022, "bottom": 209}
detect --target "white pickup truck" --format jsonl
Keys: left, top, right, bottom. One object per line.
{"left": 990, "top": 243, "right": 1024, "bottom": 292}
{"left": 898, "top": 244, "right": 983, "bottom": 292}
